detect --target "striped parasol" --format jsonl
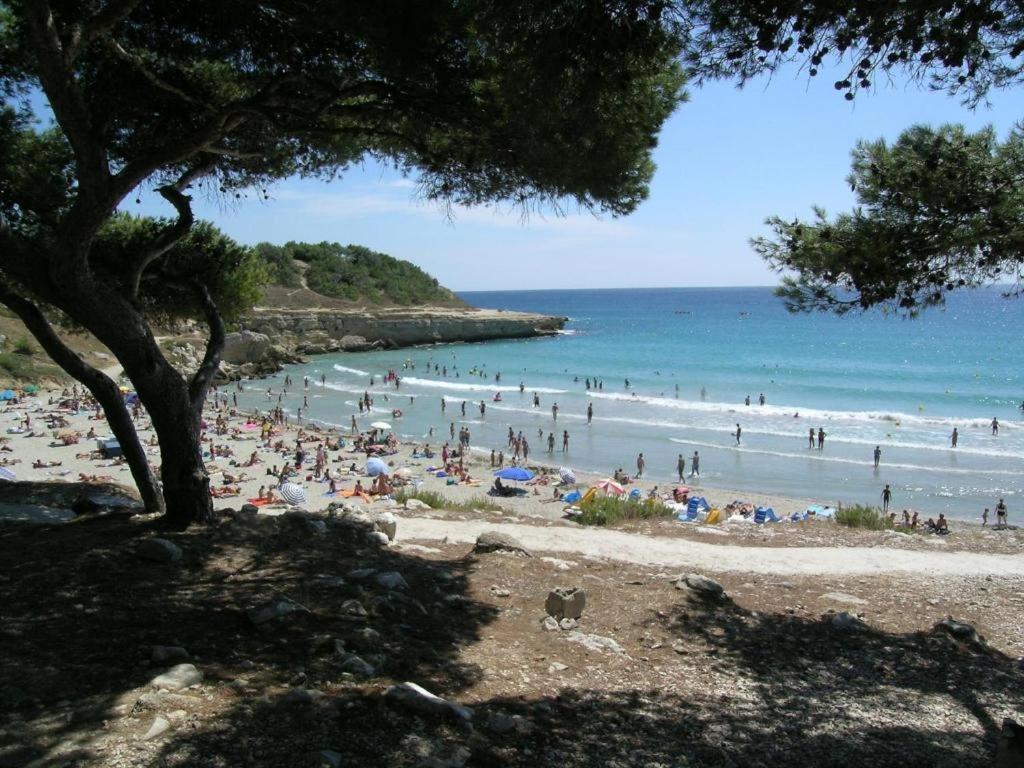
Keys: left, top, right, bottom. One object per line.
{"left": 595, "top": 479, "right": 624, "bottom": 496}
{"left": 278, "top": 482, "right": 308, "bottom": 506}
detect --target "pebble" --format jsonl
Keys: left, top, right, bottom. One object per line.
{"left": 248, "top": 598, "right": 309, "bottom": 625}
{"left": 384, "top": 682, "right": 473, "bottom": 721}
{"left": 678, "top": 573, "right": 725, "bottom": 597}
{"left": 541, "top": 616, "right": 559, "bottom": 632}
{"left": 565, "top": 631, "right": 624, "bottom": 654}
{"left": 558, "top": 618, "right": 578, "bottom": 631}
{"left": 548, "top": 662, "right": 568, "bottom": 673}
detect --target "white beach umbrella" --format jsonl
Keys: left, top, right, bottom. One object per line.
{"left": 559, "top": 467, "right": 576, "bottom": 484}
{"left": 0, "top": 466, "right": 15, "bottom": 481}
{"left": 278, "top": 482, "right": 308, "bottom": 507}
{"left": 370, "top": 421, "right": 392, "bottom": 430}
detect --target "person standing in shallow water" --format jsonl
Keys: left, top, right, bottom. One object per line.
{"left": 817, "top": 428, "right": 826, "bottom": 450}
{"left": 636, "top": 452, "right": 645, "bottom": 478}
{"left": 691, "top": 451, "right": 700, "bottom": 477}
{"left": 734, "top": 424, "right": 742, "bottom": 445}
{"left": 881, "top": 484, "right": 892, "bottom": 512}
{"left": 587, "top": 402, "right": 593, "bottom": 424}
{"left": 991, "top": 417, "right": 999, "bottom": 436}
{"left": 676, "top": 453, "right": 686, "bottom": 482}
{"left": 951, "top": 428, "right": 958, "bottom": 448}
{"left": 808, "top": 428, "right": 815, "bottom": 449}
{"left": 873, "top": 445, "right": 881, "bottom": 468}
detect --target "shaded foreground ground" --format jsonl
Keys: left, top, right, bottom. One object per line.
{"left": 1, "top": 508, "right": 1022, "bottom": 768}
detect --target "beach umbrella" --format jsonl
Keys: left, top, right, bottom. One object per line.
{"left": 0, "top": 466, "right": 15, "bottom": 481}
{"left": 370, "top": 421, "right": 392, "bottom": 430}
{"left": 0, "top": 390, "right": 14, "bottom": 401}
{"left": 494, "top": 466, "right": 533, "bottom": 482}
{"left": 595, "top": 479, "right": 624, "bottom": 496}
{"left": 558, "top": 467, "right": 576, "bottom": 484}
{"left": 366, "top": 457, "right": 389, "bottom": 476}
{"left": 278, "top": 482, "right": 307, "bottom": 506}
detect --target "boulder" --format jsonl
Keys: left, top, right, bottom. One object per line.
{"left": 541, "top": 616, "right": 559, "bottom": 632}
{"left": 830, "top": 612, "right": 868, "bottom": 632}
{"left": 239, "top": 503, "right": 260, "bottom": 517}
{"left": 565, "top": 631, "right": 624, "bottom": 654}
{"left": 221, "top": 330, "right": 272, "bottom": 365}
{"left": 150, "top": 664, "right": 203, "bottom": 691}
{"left": 374, "top": 571, "right": 408, "bottom": 590}
{"left": 138, "top": 538, "right": 182, "bottom": 564}
{"left": 936, "top": 618, "right": 985, "bottom": 646}
{"left": 373, "top": 511, "right": 398, "bottom": 541}
{"left": 677, "top": 573, "right": 724, "bottom": 598}
{"left": 473, "top": 531, "right": 531, "bottom": 557}
{"left": 545, "top": 587, "right": 586, "bottom": 620}
{"left": 384, "top": 682, "right": 473, "bottom": 721}
{"left": 368, "top": 531, "right": 391, "bottom": 547}
{"left": 558, "top": 618, "right": 578, "bottom": 631}
{"left": 404, "top": 498, "right": 431, "bottom": 511}
{"left": 339, "top": 654, "right": 377, "bottom": 677}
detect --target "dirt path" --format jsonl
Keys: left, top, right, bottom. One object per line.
{"left": 397, "top": 516, "right": 1024, "bottom": 577}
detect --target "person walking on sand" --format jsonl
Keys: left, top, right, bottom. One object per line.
{"left": 636, "top": 452, "right": 645, "bottom": 478}
{"left": 991, "top": 417, "right": 999, "bottom": 436}
{"left": 562, "top": 430, "right": 569, "bottom": 452}
{"left": 691, "top": 451, "right": 700, "bottom": 477}
{"left": 996, "top": 497, "right": 1008, "bottom": 527}
{"left": 734, "top": 424, "right": 742, "bottom": 445}
{"left": 587, "top": 402, "right": 593, "bottom": 425}
{"left": 817, "top": 428, "right": 826, "bottom": 450}
{"left": 951, "top": 427, "right": 958, "bottom": 448}
{"left": 882, "top": 484, "right": 892, "bottom": 512}
{"left": 808, "top": 428, "right": 815, "bottom": 449}
{"left": 676, "top": 453, "right": 686, "bottom": 482}
{"left": 982, "top": 507, "right": 989, "bottom": 526}
{"left": 873, "top": 445, "right": 881, "bottom": 468}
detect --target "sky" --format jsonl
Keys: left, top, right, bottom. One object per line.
{"left": 130, "top": 63, "right": 1024, "bottom": 292}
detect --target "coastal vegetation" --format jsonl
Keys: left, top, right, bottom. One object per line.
{"left": 835, "top": 504, "right": 895, "bottom": 531}
{"left": 576, "top": 494, "right": 674, "bottom": 526}
{"left": 392, "top": 487, "right": 506, "bottom": 514}
{"left": 255, "top": 241, "right": 463, "bottom": 307}
{"left": 0, "top": 1, "right": 684, "bottom": 526}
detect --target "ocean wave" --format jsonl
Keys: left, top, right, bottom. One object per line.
{"left": 400, "top": 376, "right": 567, "bottom": 395}
{"left": 587, "top": 391, "right": 1014, "bottom": 430}
{"left": 333, "top": 364, "right": 370, "bottom": 376}
{"left": 668, "top": 438, "right": 1024, "bottom": 476}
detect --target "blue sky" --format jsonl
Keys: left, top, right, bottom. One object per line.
{"left": 132, "top": 63, "right": 1024, "bottom": 291}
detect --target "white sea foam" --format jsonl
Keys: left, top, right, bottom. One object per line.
{"left": 668, "top": 438, "right": 1024, "bottom": 476}
{"left": 333, "top": 364, "right": 370, "bottom": 376}
{"left": 400, "top": 376, "right": 567, "bottom": 395}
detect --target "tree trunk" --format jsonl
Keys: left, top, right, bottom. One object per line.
{"left": 0, "top": 287, "right": 164, "bottom": 514}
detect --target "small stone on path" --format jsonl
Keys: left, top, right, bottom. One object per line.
{"left": 150, "top": 664, "right": 203, "bottom": 691}
{"left": 565, "top": 631, "right": 624, "bottom": 654}
{"left": 141, "top": 717, "right": 170, "bottom": 740}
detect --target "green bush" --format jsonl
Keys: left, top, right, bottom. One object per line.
{"left": 393, "top": 487, "right": 505, "bottom": 513}
{"left": 12, "top": 336, "right": 35, "bottom": 355}
{"left": 576, "top": 493, "right": 674, "bottom": 526}
{"left": 835, "top": 504, "right": 893, "bottom": 530}
{"left": 0, "top": 351, "right": 32, "bottom": 378}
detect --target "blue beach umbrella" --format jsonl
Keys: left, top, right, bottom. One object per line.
{"left": 0, "top": 390, "right": 14, "bottom": 401}
{"left": 494, "top": 466, "right": 533, "bottom": 482}
{"left": 366, "top": 457, "right": 389, "bottom": 476}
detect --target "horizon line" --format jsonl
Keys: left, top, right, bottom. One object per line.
{"left": 455, "top": 284, "right": 780, "bottom": 293}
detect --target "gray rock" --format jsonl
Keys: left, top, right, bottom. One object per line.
{"left": 558, "top": 618, "right": 578, "bottom": 631}
{"left": 368, "top": 531, "right": 391, "bottom": 546}
{"left": 374, "top": 571, "right": 408, "bottom": 590}
{"left": 820, "top": 591, "right": 867, "bottom": 606}
{"left": 239, "top": 503, "right": 260, "bottom": 517}
{"left": 541, "top": 616, "right": 559, "bottom": 632}
{"left": 486, "top": 713, "right": 517, "bottom": 735}
{"left": 830, "top": 612, "right": 868, "bottom": 632}
{"left": 373, "top": 511, "right": 398, "bottom": 541}
{"left": 141, "top": 716, "right": 170, "bottom": 740}
{"left": 347, "top": 568, "right": 376, "bottom": 580}
{"left": 150, "top": 664, "right": 203, "bottom": 691}
{"left": 678, "top": 573, "right": 724, "bottom": 597}
{"left": 248, "top": 598, "right": 309, "bottom": 625}
{"left": 283, "top": 687, "right": 323, "bottom": 705}
{"left": 548, "top": 662, "right": 568, "bottom": 673}
{"left": 341, "top": 599, "right": 368, "bottom": 617}
{"left": 996, "top": 718, "right": 1024, "bottom": 768}
{"left": 138, "top": 538, "right": 182, "bottom": 563}
{"left": 151, "top": 646, "right": 190, "bottom": 664}
{"left": 404, "top": 498, "right": 431, "bottom": 510}
{"left": 490, "top": 587, "right": 511, "bottom": 598}
{"left": 339, "top": 654, "right": 376, "bottom": 677}
{"left": 350, "top": 627, "right": 382, "bottom": 650}
{"left": 565, "top": 631, "right": 624, "bottom": 654}
{"left": 384, "top": 681, "right": 472, "bottom": 721}
{"left": 473, "top": 530, "right": 532, "bottom": 556}
{"left": 545, "top": 587, "right": 586, "bottom": 620}
{"left": 937, "top": 618, "right": 984, "bottom": 646}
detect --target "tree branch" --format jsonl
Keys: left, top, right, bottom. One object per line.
{"left": 188, "top": 280, "right": 225, "bottom": 413}
{"left": 102, "top": 37, "right": 212, "bottom": 109}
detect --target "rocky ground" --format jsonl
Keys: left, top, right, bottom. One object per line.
{"left": 1, "top": 499, "right": 1022, "bottom": 768}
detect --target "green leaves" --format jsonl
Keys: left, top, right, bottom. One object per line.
{"left": 755, "top": 124, "right": 1024, "bottom": 315}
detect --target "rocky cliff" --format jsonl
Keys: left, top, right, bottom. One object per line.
{"left": 205, "top": 306, "right": 567, "bottom": 380}
{"left": 241, "top": 306, "right": 567, "bottom": 355}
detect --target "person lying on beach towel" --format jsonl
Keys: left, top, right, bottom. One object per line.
{"left": 78, "top": 473, "right": 113, "bottom": 482}
{"left": 210, "top": 486, "right": 241, "bottom": 498}
{"left": 33, "top": 459, "right": 62, "bottom": 468}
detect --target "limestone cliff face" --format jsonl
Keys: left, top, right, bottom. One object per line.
{"left": 239, "top": 306, "right": 567, "bottom": 354}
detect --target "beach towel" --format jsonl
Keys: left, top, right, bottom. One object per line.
{"left": 246, "top": 497, "right": 271, "bottom": 506}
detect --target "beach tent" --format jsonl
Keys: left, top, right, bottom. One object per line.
{"left": 366, "top": 457, "right": 389, "bottom": 476}
{"left": 495, "top": 466, "right": 533, "bottom": 482}
{"left": 0, "top": 390, "right": 15, "bottom": 401}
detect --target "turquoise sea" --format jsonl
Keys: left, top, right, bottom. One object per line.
{"left": 239, "top": 287, "right": 1024, "bottom": 521}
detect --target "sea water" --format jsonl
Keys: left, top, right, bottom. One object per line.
{"left": 238, "top": 286, "right": 1024, "bottom": 520}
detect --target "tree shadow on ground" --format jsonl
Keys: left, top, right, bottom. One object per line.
{"left": 0, "top": 510, "right": 497, "bottom": 767}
